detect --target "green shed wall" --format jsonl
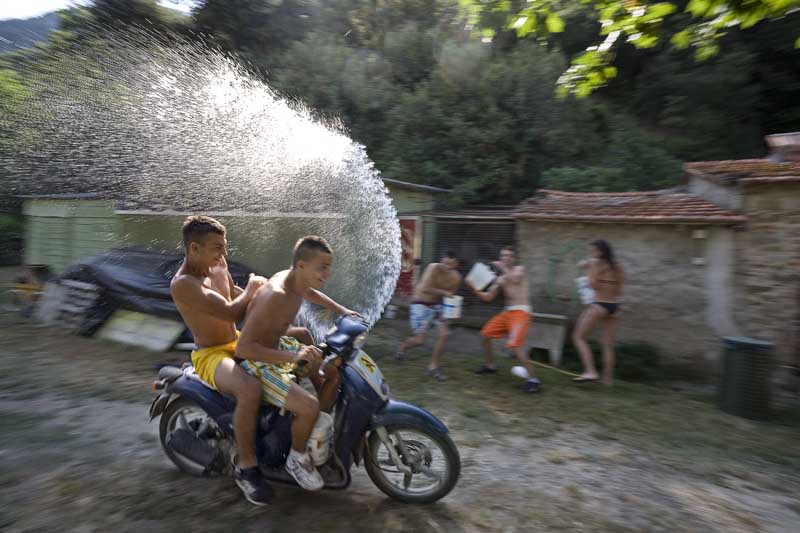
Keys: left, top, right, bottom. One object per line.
{"left": 386, "top": 186, "right": 436, "bottom": 214}
{"left": 23, "top": 186, "right": 442, "bottom": 277}
{"left": 23, "top": 199, "right": 119, "bottom": 272}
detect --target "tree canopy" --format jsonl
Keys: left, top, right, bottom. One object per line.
{"left": 1, "top": 0, "right": 798, "bottom": 206}
{"left": 462, "top": 0, "right": 800, "bottom": 96}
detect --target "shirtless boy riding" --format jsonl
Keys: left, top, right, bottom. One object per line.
{"left": 468, "top": 246, "right": 541, "bottom": 393}
{"left": 170, "top": 216, "right": 272, "bottom": 505}
{"left": 235, "top": 236, "right": 357, "bottom": 491}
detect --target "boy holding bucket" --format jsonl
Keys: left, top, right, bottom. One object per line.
{"left": 468, "top": 246, "right": 540, "bottom": 393}
{"left": 395, "top": 251, "right": 462, "bottom": 381}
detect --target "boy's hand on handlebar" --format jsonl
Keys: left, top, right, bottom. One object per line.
{"left": 339, "top": 307, "right": 363, "bottom": 319}
{"left": 295, "top": 345, "right": 323, "bottom": 367}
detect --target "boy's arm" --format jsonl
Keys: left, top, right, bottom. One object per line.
{"left": 304, "top": 288, "right": 361, "bottom": 317}
{"left": 227, "top": 271, "right": 244, "bottom": 297}
{"left": 235, "top": 290, "right": 301, "bottom": 364}
{"left": 469, "top": 276, "right": 502, "bottom": 303}
{"left": 171, "top": 275, "right": 260, "bottom": 323}
{"left": 491, "top": 260, "right": 508, "bottom": 274}
{"left": 216, "top": 257, "right": 245, "bottom": 297}
{"left": 587, "top": 261, "right": 600, "bottom": 290}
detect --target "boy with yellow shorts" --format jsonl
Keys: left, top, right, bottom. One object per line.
{"left": 192, "top": 335, "right": 302, "bottom": 409}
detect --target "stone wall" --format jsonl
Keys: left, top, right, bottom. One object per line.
{"left": 516, "top": 221, "right": 737, "bottom": 369}
{"left": 733, "top": 182, "right": 800, "bottom": 364}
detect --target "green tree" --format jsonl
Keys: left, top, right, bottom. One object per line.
{"left": 88, "top": 0, "right": 190, "bottom": 31}
{"left": 0, "top": 68, "right": 27, "bottom": 118}
{"left": 193, "top": 0, "right": 318, "bottom": 70}
{"left": 462, "top": 0, "right": 800, "bottom": 96}
{"left": 540, "top": 115, "right": 682, "bottom": 192}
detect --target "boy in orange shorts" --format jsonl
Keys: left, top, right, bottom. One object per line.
{"left": 467, "top": 246, "right": 540, "bottom": 393}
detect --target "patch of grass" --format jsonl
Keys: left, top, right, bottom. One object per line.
{"left": 545, "top": 452, "right": 566, "bottom": 464}
{"left": 565, "top": 483, "right": 584, "bottom": 501}
{"left": 2, "top": 313, "right": 800, "bottom": 530}
{"left": 367, "top": 320, "right": 800, "bottom": 479}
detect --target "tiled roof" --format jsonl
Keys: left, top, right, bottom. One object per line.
{"left": 514, "top": 189, "right": 746, "bottom": 224}
{"left": 384, "top": 178, "right": 451, "bottom": 194}
{"left": 402, "top": 206, "right": 516, "bottom": 220}
{"left": 684, "top": 160, "right": 800, "bottom": 185}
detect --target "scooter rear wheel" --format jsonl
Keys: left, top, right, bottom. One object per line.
{"left": 159, "top": 397, "right": 222, "bottom": 477}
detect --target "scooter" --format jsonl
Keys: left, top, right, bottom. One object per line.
{"left": 149, "top": 315, "right": 460, "bottom": 503}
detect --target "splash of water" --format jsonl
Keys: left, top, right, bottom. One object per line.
{"left": 2, "top": 28, "right": 401, "bottom": 338}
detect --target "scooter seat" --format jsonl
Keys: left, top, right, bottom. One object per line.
{"left": 158, "top": 365, "right": 184, "bottom": 382}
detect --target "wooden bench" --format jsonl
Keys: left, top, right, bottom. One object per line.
{"left": 525, "top": 312, "right": 569, "bottom": 366}
{"left": 452, "top": 308, "right": 569, "bottom": 366}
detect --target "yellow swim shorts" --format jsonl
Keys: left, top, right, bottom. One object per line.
{"left": 190, "top": 336, "right": 238, "bottom": 390}
{"left": 239, "top": 336, "right": 303, "bottom": 408}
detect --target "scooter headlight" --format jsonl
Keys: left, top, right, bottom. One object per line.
{"left": 353, "top": 333, "right": 368, "bottom": 350}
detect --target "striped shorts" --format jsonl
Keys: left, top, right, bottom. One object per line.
{"left": 239, "top": 336, "right": 302, "bottom": 408}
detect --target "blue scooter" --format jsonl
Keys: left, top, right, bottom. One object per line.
{"left": 149, "top": 316, "right": 460, "bottom": 503}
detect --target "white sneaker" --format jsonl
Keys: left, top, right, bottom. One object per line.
{"left": 285, "top": 449, "right": 324, "bottom": 491}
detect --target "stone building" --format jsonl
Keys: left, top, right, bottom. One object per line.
{"left": 514, "top": 189, "right": 745, "bottom": 371}
{"left": 685, "top": 147, "right": 800, "bottom": 367}
{"left": 514, "top": 134, "right": 800, "bottom": 370}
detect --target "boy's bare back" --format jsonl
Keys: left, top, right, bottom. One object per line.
{"left": 243, "top": 270, "right": 303, "bottom": 352}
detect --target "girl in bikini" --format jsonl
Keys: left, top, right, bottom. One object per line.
{"left": 572, "top": 239, "right": 625, "bottom": 385}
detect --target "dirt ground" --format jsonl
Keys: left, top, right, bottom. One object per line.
{"left": 2, "top": 309, "right": 800, "bottom": 532}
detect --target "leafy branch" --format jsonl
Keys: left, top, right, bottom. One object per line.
{"left": 463, "top": 0, "right": 800, "bottom": 96}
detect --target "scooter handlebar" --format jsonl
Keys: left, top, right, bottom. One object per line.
{"left": 294, "top": 343, "right": 334, "bottom": 379}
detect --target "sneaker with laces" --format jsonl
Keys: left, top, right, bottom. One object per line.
{"left": 285, "top": 449, "right": 324, "bottom": 491}
{"left": 523, "top": 378, "right": 541, "bottom": 393}
{"left": 234, "top": 466, "right": 273, "bottom": 506}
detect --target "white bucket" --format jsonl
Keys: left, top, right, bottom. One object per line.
{"left": 442, "top": 295, "right": 463, "bottom": 319}
{"left": 466, "top": 262, "right": 497, "bottom": 291}
{"left": 307, "top": 412, "right": 334, "bottom": 466}
{"left": 575, "top": 276, "right": 594, "bottom": 305}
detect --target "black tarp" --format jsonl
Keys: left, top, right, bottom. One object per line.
{"left": 59, "top": 247, "right": 257, "bottom": 336}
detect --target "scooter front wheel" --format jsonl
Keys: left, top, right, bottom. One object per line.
{"left": 365, "top": 424, "right": 460, "bottom": 503}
